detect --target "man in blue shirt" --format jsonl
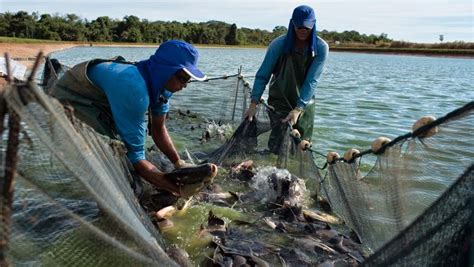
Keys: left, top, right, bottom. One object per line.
{"left": 244, "top": 5, "right": 328, "bottom": 153}
{"left": 52, "top": 40, "right": 212, "bottom": 197}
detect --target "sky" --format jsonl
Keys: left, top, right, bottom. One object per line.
{"left": 1, "top": 0, "right": 473, "bottom": 43}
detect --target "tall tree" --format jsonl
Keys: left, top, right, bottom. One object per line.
{"left": 10, "top": 11, "right": 36, "bottom": 38}
{"left": 87, "top": 16, "right": 114, "bottom": 42}
{"left": 117, "top": 15, "right": 143, "bottom": 42}
{"left": 0, "top": 12, "right": 13, "bottom": 36}
{"left": 0, "top": 11, "right": 394, "bottom": 46}
{"left": 225, "top": 23, "right": 239, "bottom": 45}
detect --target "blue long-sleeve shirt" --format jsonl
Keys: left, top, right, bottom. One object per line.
{"left": 88, "top": 62, "right": 172, "bottom": 163}
{"left": 251, "top": 34, "right": 328, "bottom": 108}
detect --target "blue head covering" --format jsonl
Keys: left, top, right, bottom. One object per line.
{"left": 136, "top": 40, "right": 206, "bottom": 105}
{"left": 283, "top": 5, "right": 318, "bottom": 57}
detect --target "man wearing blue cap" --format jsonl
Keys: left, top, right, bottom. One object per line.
{"left": 51, "top": 40, "right": 212, "bottom": 197}
{"left": 244, "top": 5, "right": 328, "bottom": 153}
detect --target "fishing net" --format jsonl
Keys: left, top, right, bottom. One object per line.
{"left": 1, "top": 55, "right": 472, "bottom": 266}
{"left": 363, "top": 164, "right": 472, "bottom": 266}
{"left": 171, "top": 73, "right": 251, "bottom": 124}
{"left": 179, "top": 71, "right": 473, "bottom": 265}
{"left": 322, "top": 102, "right": 473, "bottom": 262}
{"left": 1, "top": 78, "right": 177, "bottom": 265}
{"left": 169, "top": 63, "right": 326, "bottom": 197}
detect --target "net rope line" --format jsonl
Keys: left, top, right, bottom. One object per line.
{"left": 320, "top": 107, "right": 473, "bottom": 254}
{"left": 269, "top": 100, "right": 473, "bottom": 171}
{"left": 3, "top": 82, "right": 175, "bottom": 264}
{"left": 311, "top": 101, "right": 474, "bottom": 214}
{"left": 254, "top": 86, "right": 473, "bottom": 166}
{"left": 329, "top": 101, "right": 474, "bottom": 163}
{"left": 48, "top": 57, "right": 255, "bottom": 84}
{"left": 190, "top": 73, "right": 256, "bottom": 82}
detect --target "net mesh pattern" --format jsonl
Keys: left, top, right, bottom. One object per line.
{"left": 1, "top": 81, "right": 176, "bottom": 266}
{"left": 0, "top": 56, "right": 472, "bottom": 266}
{"left": 363, "top": 164, "right": 472, "bottom": 266}
{"left": 322, "top": 105, "right": 473, "bottom": 257}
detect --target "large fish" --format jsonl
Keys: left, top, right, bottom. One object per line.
{"left": 164, "top": 163, "right": 218, "bottom": 199}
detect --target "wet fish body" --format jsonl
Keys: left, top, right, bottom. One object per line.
{"left": 164, "top": 163, "right": 217, "bottom": 185}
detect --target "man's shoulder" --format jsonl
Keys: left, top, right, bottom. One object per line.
{"left": 316, "top": 36, "right": 329, "bottom": 55}
{"left": 316, "top": 37, "right": 329, "bottom": 49}
{"left": 266, "top": 35, "right": 286, "bottom": 55}
{"left": 98, "top": 62, "right": 141, "bottom": 80}
{"left": 270, "top": 35, "right": 287, "bottom": 47}
{"left": 106, "top": 61, "right": 138, "bottom": 73}
{"left": 91, "top": 62, "right": 145, "bottom": 91}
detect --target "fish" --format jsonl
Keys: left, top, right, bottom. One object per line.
{"left": 155, "top": 206, "right": 176, "bottom": 220}
{"left": 303, "top": 209, "right": 343, "bottom": 225}
{"left": 166, "top": 244, "right": 193, "bottom": 267}
{"left": 198, "top": 210, "right": 226, "bottom": 240}
{"left": 165, "top": 163, "right": 218, "bottom": 185}
{"left": 195, "top": 191, "right": 240, "bottom": 206}
{"left": 164, "top": 163, "right": 218, "bottom": 199}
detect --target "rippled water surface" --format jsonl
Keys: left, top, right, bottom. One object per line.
{"left": 51, "top": 47, "right": 474, "bottom": 160}
{"left": 14, "top": 46, "right": 469, "bottom": 263}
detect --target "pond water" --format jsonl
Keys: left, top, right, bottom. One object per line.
{"left": 50, "top": 46, "right": 474, "bottom": 163}
{"left": 41, "top": 47, "right": 473, "bottom": 263}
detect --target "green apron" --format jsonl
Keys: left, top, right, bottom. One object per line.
{"left": 50, "top": 56, "right": 130, "bottom": 139}
{"left": 267, "top": 50, "right": 316, "bottom": 153}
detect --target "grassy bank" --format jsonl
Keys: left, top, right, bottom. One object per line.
{"left": 1, "top": 36, "right": 472, "bottom": 57}
{"left": 0, "top": 36, "right": 72, "bottom": 44}
{"left": 330, "top": 46, "right": 474, "bottom": 58}
{"left": 0, "top": 36, "right": 153, "bottom": 46}
{"left": 0, "top": 36, "right": 265, "bottom": 49}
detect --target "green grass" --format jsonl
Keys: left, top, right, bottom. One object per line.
{"left": 0, "top": 36, "right": 72, "bottom": 44}
{"left": 2, "top": 36, "right": 471, "bottom": 56}
{"left": 0, "top": 36, "right": 266, "bottom": 48}
{"left": 330, "top": 46, "right": 474, "bottom": 57}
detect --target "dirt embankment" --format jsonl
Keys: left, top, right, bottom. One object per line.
{"left": 0, "top": 43, "right": 80, "bottom": 88}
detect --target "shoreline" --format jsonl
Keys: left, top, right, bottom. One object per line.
{"left": 1, "top": 41, "right": 472, "bottom": 82}
{"left": 1, "top": 43, "right": 82, "bottom": 87}
{"left": 330, "top": 49, "right": 474, "bottom": 59}
{"left": 2, "top": 41, "right": 471, "bottom": 88}
{"left": 1, "top": 43, "right": 80, "bottom": 68}
{"left": 2, "top": 42, "right": 472, "bottom": 66}
{"left": 329, "top": 47, "right": 474, "bottom": 59}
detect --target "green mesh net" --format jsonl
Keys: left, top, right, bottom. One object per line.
{"left": 1, "top": 80, "right": 176, "bottom": 266}
{"left": 0, "top": 56, "right": 472, "bottom": 266}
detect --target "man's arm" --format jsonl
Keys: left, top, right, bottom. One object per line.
{"left": 133, "top": 160, "right": 180, "bottom": 195}
{"left": 131, "top": 114, "right": 181, "bottom": 195}
{"left": 150, "top": 114, "right": 180, "bottom": 165}
{"left": 250, "top": 35, "right": 286, "bottom": 103}
{"left": 296, "top": 37, "right": 329, "bottom": 108}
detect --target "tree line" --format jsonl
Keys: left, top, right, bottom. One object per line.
{"left": 0, "top": 11, "right": 392, "bottom": 45}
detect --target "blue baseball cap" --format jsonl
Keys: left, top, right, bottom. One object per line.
{"left": 154, "top": 40, "right": 206, "bottom": 81}
{"left": 291, "top": 5, "right": 316, "bottom": 29}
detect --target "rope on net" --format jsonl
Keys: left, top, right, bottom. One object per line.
{"left": 326, "top": 101, "right": 474, "bottom": 164}
{"left": 245, "top": 89, "right": 472, "bottom": 261}
{"left": 319, "top": 100, "right": 473, "bottom": 257}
